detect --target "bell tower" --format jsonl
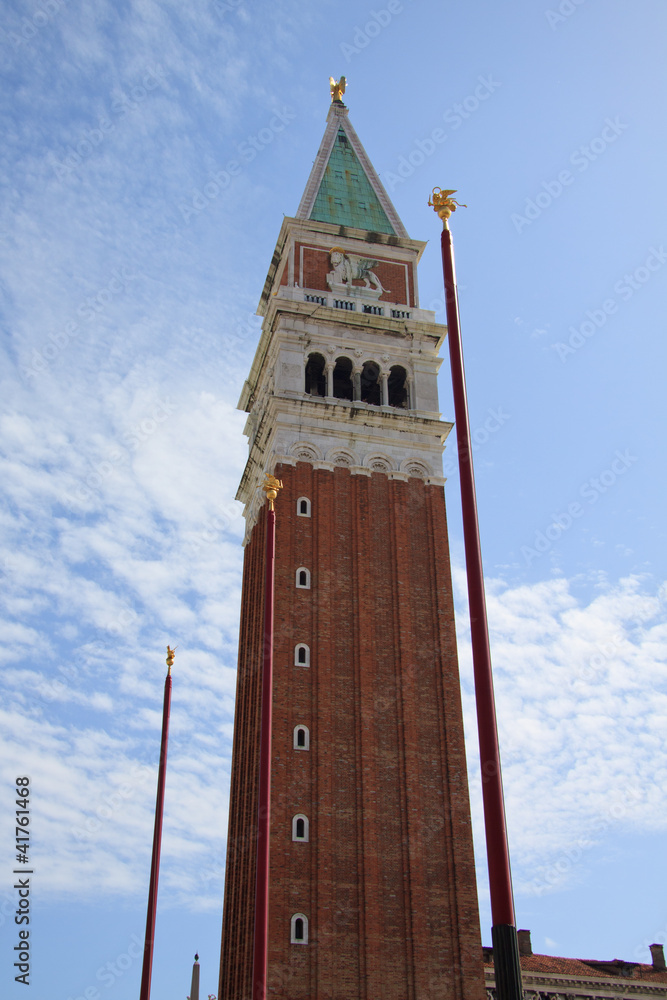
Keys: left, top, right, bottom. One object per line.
{"left": 218, "top": 90, "right": 486, "bottom": 1000}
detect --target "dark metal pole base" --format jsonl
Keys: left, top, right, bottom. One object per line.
{"left": 492, "top": 924, "right": 523, "bottom": 1000}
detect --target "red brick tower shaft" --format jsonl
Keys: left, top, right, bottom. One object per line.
{"left": 221, "top": 467, "right": 484, "bottom": 1000}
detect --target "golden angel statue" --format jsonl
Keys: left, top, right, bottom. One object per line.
{"left": 329, "top": 76, "right": 347, "bottom": 103}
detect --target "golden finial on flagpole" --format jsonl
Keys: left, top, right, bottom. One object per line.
{"left": 166, "top": 645, "right": 177, "bottom": 673}
{"left": 428, "top": 188, "right": 467, "bottom": 228}
{"left": 262, "top": 473, "right": 283, "bottom": 512}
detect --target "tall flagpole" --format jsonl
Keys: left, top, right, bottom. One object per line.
{"left": 429, "top": 189, "right": 523, "bottom": 1000}
{"left": 252, "top": 474, "right": 282, "bottom": 1000}
{"left": 139, "top": 645, "right": 175, "bottom": 1000}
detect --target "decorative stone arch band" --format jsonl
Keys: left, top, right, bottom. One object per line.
{"left": 277, "top": 448, "right": 438, "bottom": 479}
{"left": 289, "top": 442, "right": 323, "bottom": 463}
{"left": 326, "top": 448, "right": 357, "bottom": 468}
{"left": 400, "top": 459, "right": 433, "bottom": 480}
{"left": 364, "top": 453, "right": 393, "bottom": 474}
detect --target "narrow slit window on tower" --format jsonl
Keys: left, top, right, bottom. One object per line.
{"left": 297, "top": 497, "right": 311, "bottom": 517}
{"left": 293, "top": 725, "right": 310, "bottom": 750}
{"left": 388, "top": 365, "right": 409, "bottom": 408}
{"left": 295, "top": 567, "right": 311, "bottom": 589}
{"left": 291, "top": 913, "right": 308, "bottom": 944}
{"left": 333, "top": 357, "right": 353, "bottom": 401}
{"left": 292, "top": 814, "right": 309, "bottom": 841}
{"left": 304, "top": 352, "right": 326, "bottom": 397}
{"left": 360, "top": 361, "right": 381, "bottom": 406}
{"left": 294, "top": 644, "right": 310, "bottom": 667}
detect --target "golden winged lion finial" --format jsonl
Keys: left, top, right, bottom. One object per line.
{"left": 262, "top": 473, "right": 283, "bottom": 511}
{"left": 329, "top": 76, "right": 347, "bottom": 103}
{"left": 428, "top": 188, "right": 467, "bottom": 225}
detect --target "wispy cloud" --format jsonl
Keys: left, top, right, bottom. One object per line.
{"left": 455, "top": 570, "right": 667, "bottom": 900}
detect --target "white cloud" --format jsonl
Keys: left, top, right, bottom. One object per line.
{"left": 1, "top": 544, "right": 664, "bottom": 914}
{"left": 454, "top": 570, "right": 667, "bottom": 899}
{"left": 0, "top": 358, "right": 245, "bottom": 908}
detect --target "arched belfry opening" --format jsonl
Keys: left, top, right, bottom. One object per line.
{"left": 333, "top": 356, "right": 353, "bottom": 400}
{"left": 305, "top": 353, "right": 326, "bottom": 396}
{"left": 360, "top": 361, "right": 381, "bottom": 405}
{"left": 388, "top": 365, "right": 409, "bottom": 408}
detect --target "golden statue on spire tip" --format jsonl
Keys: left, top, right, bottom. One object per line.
{"left": 330, "top": 76, "right": 347, "bottom": 103}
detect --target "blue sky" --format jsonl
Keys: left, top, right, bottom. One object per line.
{"left": 1, "top": 1, "right": 666, "bottom": 998}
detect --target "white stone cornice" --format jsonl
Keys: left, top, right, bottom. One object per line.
{"left": 236, "top": 387, "right": 452, "bottom": 535}
{"left": 485, "top": 968, "right": 667, "bottom": 999}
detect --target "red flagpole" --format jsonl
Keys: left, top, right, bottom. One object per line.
{"left": 139, "top": 647, "right": 174, "bottom": 1000}
{"left": 430, "top": 190, "right": 522, "bottom": 1000}
{"left": 252, "top": 477, "right": 281, "bottom": 1000}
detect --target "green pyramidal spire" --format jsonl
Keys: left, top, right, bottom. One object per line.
{"left": 295, "top": 98, "right": 407, "bottom": 239}
{"left": 309, "top": 129, "right": 396, "bottom": 235}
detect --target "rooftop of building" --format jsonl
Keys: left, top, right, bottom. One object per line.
{"left": 483, "top": 932, "right": 667, "bottom": 983}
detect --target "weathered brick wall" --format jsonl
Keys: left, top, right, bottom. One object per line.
{"left": 218, "top": 511, "right": 265, "bottom": 1000}
{"left": 220, "top": 463, "right": 485, "bottom": 1000}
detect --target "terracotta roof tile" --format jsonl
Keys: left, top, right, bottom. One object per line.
{"left": 483, "top": 952, "right": 667, "bottom": 983}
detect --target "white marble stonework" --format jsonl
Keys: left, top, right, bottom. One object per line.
{"left": 485, "top": 969, "right": 667, "bottom": 1000}
{"left": 236, "top": 102, "right": 457, "bottom": 540}
{"left": 236, "top": 227, "right": 454, "bottom": 541}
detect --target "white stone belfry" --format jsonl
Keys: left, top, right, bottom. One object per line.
{"left": 235, "top": 100, "right": 453, "bottom": 541}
